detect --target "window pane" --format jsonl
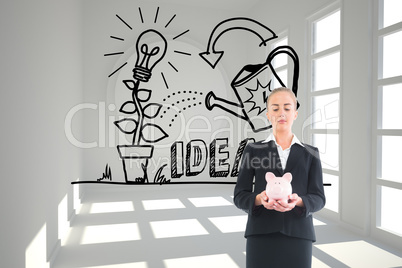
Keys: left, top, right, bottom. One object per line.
{"left": 378, "top": 186, "right": 402, "bottom": 236}
{"left": 273, "top": 37, "right": 288, "bottom": 48}
{"left": 312, "top": 93, "right": 339, "bottom": 129}
{"left": 381, "top": 83, "right": 402, "bottom": 129}
{"left": 382, "top": 0, "right": 402, "bottom": 28}
{"left": 313, "top": 10, "right": 340, "bottom": 53}
{"left": 272, "top": 38, "right": 288, "bottom": 68}
{"left": 380, "top": 136, "right": 402, "bottom": 183}
{"left": 313, "top": 134, "right": 339, "bottom": 170}
{"left": 271, "top": 69, "right": 287, "bottom": 90}
{"left": 313, "top": 52, "right": 340, "bottom": 91}
{"left": 382, "top": 30, "right": 402, "bottom": 79}
{"left": 323, "top": 173, "right": 339, "bottom": 212}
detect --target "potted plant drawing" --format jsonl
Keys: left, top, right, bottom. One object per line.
{"left": 114, "top": 29, "right": 169, "bottom": 183}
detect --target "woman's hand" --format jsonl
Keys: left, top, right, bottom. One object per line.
{"left": 274, "top": 193, "right": 304, "bottom": 212}
{"left": 255, "top": 191, "right": 276, "bottom": 210}
{"left": 256, "top": 192, "right": 304, "bottom": 212}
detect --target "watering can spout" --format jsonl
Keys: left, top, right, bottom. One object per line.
{"left": 205, "top": 91, "right": 245, "bottom": 119}
{"left": 205, "top": 90, "right": 269, "bottom": 133}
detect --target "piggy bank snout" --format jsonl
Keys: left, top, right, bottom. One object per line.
{"left": 271, "top": 184, "right": 284, "bottom": 193}
{"left": 267, "top": 181, "right": 291, "bottom": 199}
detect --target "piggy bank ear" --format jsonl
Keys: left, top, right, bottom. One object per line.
{"left": 265, "top": 172, "right": 276, "bottom": 182}
{"left": 283, "top": 172, "right": 292, "bottom": 183}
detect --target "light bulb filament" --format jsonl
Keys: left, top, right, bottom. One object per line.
{"left": 139, "top": 44, "right": 160, "bottom": 69}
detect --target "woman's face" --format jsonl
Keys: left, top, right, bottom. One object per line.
{"left": 266, "top": 91, "right": 298, "bottom": 133}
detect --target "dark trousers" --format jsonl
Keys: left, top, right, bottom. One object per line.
{"left": 246, "top": 232, "right": 312, "bottom": 268}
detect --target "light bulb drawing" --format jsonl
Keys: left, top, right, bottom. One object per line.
{"left": 133, "top": 30, "right": 167, "bottom": 82}
{"left": 104, "top": 9, "right": 192, "bottom": 86}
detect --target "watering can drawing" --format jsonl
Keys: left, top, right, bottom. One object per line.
{"left": 205, "top": 45, "right": 299, "bottom": 132}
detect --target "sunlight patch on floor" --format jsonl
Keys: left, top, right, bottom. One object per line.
{"left": 150, "top": 219, "right": 209, "bottom": 238}
{"left": 58, "top": 194, "right": 70, "bottom": 246}
{"left": 315, "top": 240, "right": 402, "bottom": 268}
{"left": 142, "top": 198, "right": 185, "bottom": 210}
{"left": 73, "top": 182, "right": 83, "bottom": 214}
{"left": 312, "top": 256, "right": 331, "bottom": 268}
{"left": 164, "top": 254, "right": 239, "bottom": 268}
{"left": 188, "top": 196, "right": 233, "bottom": 207}
{"left": 313, "top": 218, "right": 327, "bottom": 226}
{"left": 25, "top": 224, "right": 50, "bottom": 268}
{"left": 208, "top": 215, "right": 247, "bottom": 233}
{"left": 80, "top": 223, "right": 141, "bottom": 245}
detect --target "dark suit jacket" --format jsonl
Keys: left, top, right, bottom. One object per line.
{"left": 234, "top": 140, "right": 326, "bottom": 242}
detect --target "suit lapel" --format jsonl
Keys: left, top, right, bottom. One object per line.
{"left": 284, "top": 144, "right": 304, "bottom": 173}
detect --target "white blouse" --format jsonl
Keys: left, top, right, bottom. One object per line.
{"left": 263, "top": 133, "right": 304, "bottom": 170}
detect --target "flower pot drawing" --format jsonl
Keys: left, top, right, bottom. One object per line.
{"left": 117, "top": 145, "right": 154, "bottom": 183}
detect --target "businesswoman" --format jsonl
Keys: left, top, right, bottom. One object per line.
{"left": 234, "top": 87, "right": 326, "bottom": 268}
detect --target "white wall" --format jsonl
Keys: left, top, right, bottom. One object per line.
{"left": 0, "top": 0, "right": 83, "bottom": 267}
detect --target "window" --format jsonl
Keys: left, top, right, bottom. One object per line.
{"left": 375, "top": 0, "right": 402, "bottom": 236}
{"left": 270, "top": 34, "right": 289, "bottom": 90}
{"left": 308, "top": 6, "right": 341, "bottom": 213}
{"left": 381, "top": 0, "right": 402, "bottom": 28}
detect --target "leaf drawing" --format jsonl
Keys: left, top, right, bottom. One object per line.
{"left": 119, "top": 101, "right": 137, "bottom": 114}
{"left": 137, "top": 89, "right": 152, "bottom": 102}
{"left": 141, "top": 123, "right": 168, "bottom": 143}
{"left": 114, "top": 118, "right": 138, "bottom": 134}
{"left": 123, "top": 80, "right": 136, "bottom": 90}
{"left": 143, "top": 103, "right": 162, "bottom": 119}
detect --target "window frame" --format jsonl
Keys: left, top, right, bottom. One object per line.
{"left": 371, "top": 0, "right": 402, "bottom": 243}
{"left": 307, "top": 2, "right": 342, "bottom": 217}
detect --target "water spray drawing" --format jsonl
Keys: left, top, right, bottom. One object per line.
{"left": 160, "top": 90, "right": 204, "bottom": 127}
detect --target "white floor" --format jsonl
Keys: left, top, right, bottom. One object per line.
{"left": 52, "top": 184, "right": 402, "bottom": 268}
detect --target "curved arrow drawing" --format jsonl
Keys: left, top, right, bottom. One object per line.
{"left": 199, "top": 17, "right": 278, "bottom": 68}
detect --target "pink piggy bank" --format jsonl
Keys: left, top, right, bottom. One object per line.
{"left": 265, "top": 172, "right": 292, "bottom": 203}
